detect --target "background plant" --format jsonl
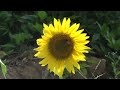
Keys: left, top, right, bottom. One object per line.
{"left": 1, "top": 11, "right": 120, "bottom": 79}
{"left": 0, "top": 59, "right": 7, "bottom": 79}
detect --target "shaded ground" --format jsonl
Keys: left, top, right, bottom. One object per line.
{"left": 0, "top": 46, "right": 59, "bottom": 79}
{"left": 0, "top": 45, "right": 107, "bottom": 79}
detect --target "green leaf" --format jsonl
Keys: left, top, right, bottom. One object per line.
{"left": 87, "top": 59, "right": 98, "bottom": 64}
{"left": 1, "top": 44, "right": 15, "bottom": 51}
{"left": 111, "top": 38, "right": 115, "bottom": 45}
{"left": 20, "top": 15, "right": 36, "bottom": 22}
{"left": 0, "top": 11, "right": 12, "bottom": 22}
{"left": 111, "top": 62, "right": 115, "bottom": 67}
{"left": 33, "top": 23, "right": 43, "bottom": 34}
{"left": 80, "top": 68, "right": 87, "bottom": 76}
{"left": 92, "top": 34, "right": 100, "bottom": 42}
{"left": 81, "top": 63, "right": 90, "bottom": 68}
{"left": 101, "top": 24, "right": 109, "bottom": 36}
{"left": 38, "top": 11, "right": 47, "bottom": 20}
{"left": 113, "top": 40, "right": 120, "bottom": 51}
{"left": 9, "top": 33, "right": 33, "bottom": 45}
{"left": 0, "top": 26, "right": 9, "bottom": 36}
{"left": 116, "top": 71, "right": 120, "bottom": 76}
{"left": 99, "top": 43, "right": 107, "bottom": 54}
{"left": 118, "top": 56, "right": 120, "bottom": 60}
{"left": 97, "top": 23, "right": 109, "bottom": 39}
{"left": 0, "top": 51, "right": 7, "bottom": 59}
{"left": 0, "top": 59, "right": 7, "bottom": 79}
{"left": 91, "top": 44, "right": 101, "bottom": 53}
{"left": 96, "top": 21, "right": 102, "bottom": 30}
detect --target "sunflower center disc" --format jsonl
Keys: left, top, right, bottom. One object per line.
{"left": 48, "top": 34, "right": 74, "bottom": 60}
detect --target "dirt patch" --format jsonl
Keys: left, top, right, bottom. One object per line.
{"left": 4, "top": 59, "right": 58, "bottom": 79}
{"left": 0, "top": 46, "right": 107, "bottom": 79}
{"left": 0, "top": 46, "right": 58, "bottom": 79}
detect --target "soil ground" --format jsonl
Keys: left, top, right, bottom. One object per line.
{"left": 0, "top": 45, "right": 107, "bottom": 79}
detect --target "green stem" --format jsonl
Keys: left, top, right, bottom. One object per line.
{"left": 77, "top": 70, "right": 87, "bottom": 79}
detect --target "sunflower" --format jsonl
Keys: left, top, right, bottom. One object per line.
{"left": 34, "top": 17, "right": 90, "bottom": 78}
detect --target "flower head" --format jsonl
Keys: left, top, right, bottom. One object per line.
{"left": 34, "top": 18, "right": 90, "bottom": 78}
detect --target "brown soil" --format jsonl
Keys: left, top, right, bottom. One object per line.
{"left": 0, "top": 46, "right": 59, "bottom": 79}
{"left": 0, "top": 46, "right": 107, "bottom": 79}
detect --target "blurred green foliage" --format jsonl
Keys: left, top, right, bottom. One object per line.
{"left": 0, "top": 11, "right": 120, "bottom": 78}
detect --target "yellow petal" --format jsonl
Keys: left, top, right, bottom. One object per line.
{"left": 62, "top": 18, "right": 67, "bottom": 28}
{"left": 74, "top": 44, "right": 90, "bottom": 53}
{"left": 43, "top": 23, "right": 49, "bottom": 29}
{"left": 72, "top": 60, "right": 80, "bottom": 70}
{"left": 36, "top": 38, "right": 43, "bottom": 46}
{"left": 74, "top": 33, "right": 89, "bottom": 41}
{"left": 70, "top": 30, "right": 84, "bottom": 39}
{"left": 53, "top": 67, "right": 57, "bottom": 76}
{"left": 75, "top": 40, "right": 90, "bottom": 45}
{"left": 72, "top": 53, "right": 81, "bottom": 61}
{"left": 72, "top": 67, "right": 75, "bottom": 74}
{"left": 43, "top": 33, "right": 52, "bottom": 39}
{"left": 66, "top": 18, "right": 71, "bottom": 29}
{"left": 77, "top": 29, "right": 84, "bottom": 34}
{"left": 72, "top": 29, "right": 84, "bottom": 37}
{"left": 57, "top": 61, "right": 65, "bottom": 77}
{"left": 62, "top": 18, "right": 67, "bottom": 32}
{"left": 65, "top": 59, "right": 74, "bottom": 73}
{"left": 43, "top": 23, "right": 57, "bottom": 36}
{"left": 43, "top": 28, "right": 51, "bottom": 35}
{"left": 68, "top": 23, "right": 80, "bottom": 34}
{"left": 68, "top": 23, "right": 76, "bottom": 33}
{"left": 47, "top": 56, "right": 57, "bottom": 72}
{"left": 52, "top": 60, "right": 59, "bottom": 75}
{"left": 66, "top": 64, "right": 73, "bottom": 73}
{"left": 39, "top": 54, "right": 55, "bottom": 67}
{"left": 34, "top": 51, "right": 47, "bottom": 58}
{"left": 54, "top": 18, "right": 62, "bottom": 32}
{"left": 48, "top": 62, "right": 54, "bottom": 72}
{"left": 85, "top": 36, "right": 90, "bottom": 39}
{"left": 62, "top": 18, "right": 71, "bottom": 33}
{"left": 69, "top": 56, "right": 81, "bottom": 69}
{"left": 84, "top": 41, "right": 90, "bottom": 45}
{"left": 74, "top": 44, "right": 91, "bottom": 51}
{"left": 72, "top": 51, "right": 86, "bottom": 61}
{"left": 34, "top": 44, "right": 49, "bottom": 58}
{"left": 58, "top": 19, "right": 62, "bottom": 32}
{"left": 39, "top": 58, "right": 49, "bottom": 66}
{"left": 54, "top": 18, "right": 58, "bottom": 29}
{"left": 49, "top": 24, "right": 57, "bottom": 35}
{"left": 34, "top": 47, "right": 41, "bottom": 51}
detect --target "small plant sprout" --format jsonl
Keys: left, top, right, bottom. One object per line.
{"left": 0, "top": 59, "right": 7, "bottom": 79}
